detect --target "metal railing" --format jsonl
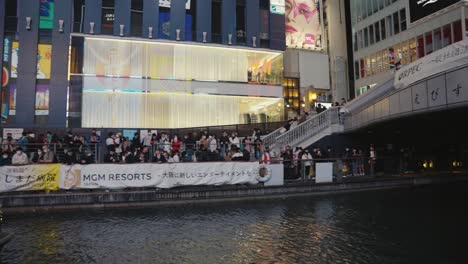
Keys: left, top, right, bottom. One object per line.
{"left": 261, "top": 126, "right": 285, "bottom": 148}
{"left": 272, "top": 107, "right": 340, "bottom": 153}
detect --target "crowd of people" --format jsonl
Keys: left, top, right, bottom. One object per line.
{"left": 102, "top": 129, "right": 268, "bottom": 164}
{"left": 279, "top": 144, "right": 376, "bottom": 180}
{"left": 0, "top": 128, "right": 271, "bottom": 166}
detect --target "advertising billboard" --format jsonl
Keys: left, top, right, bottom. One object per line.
{"left": 11, "top": 42, "right": 52, "bottom": 79}
{"left": 39, "top": 0, "right": 55, "bottom": 29}
{"left": 285, "top": 0, "right": 322, "bottom": 49}
{"left": 409, "top": 0, "right": 461, "bottom": 23}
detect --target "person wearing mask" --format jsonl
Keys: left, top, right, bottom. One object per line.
{"left": 122, "top": 150, "right": 136, "bottom": 164}
{"left": 208, "top": 135, "right": 217, "bottom": 153}
{"left": 0, "top": 152, "right": 11, "bottom": 166}
{"left": 2, "top": 133, "right": 17, "bottom": 154}
{"left": 39, "top": 145, "right": 56, "bottom": 163}
{"left": 229, "top": 132, "right": 240, "bottom": 150}
{"left": 11, "top": 148, "right": 29, "bottom": 165}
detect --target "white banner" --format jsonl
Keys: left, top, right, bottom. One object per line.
{"left": 60, "top": 162, "right": 261, "bottom": 189}
{"left": 395, "top": 39, "right": 468, "bottom": 89}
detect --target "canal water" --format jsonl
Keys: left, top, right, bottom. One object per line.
{"left": 1, "top": 183, "right": 468, "bottom": 263}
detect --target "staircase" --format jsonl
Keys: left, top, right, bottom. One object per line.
{"left": 267, "top": 107, "right": 343, "bottom": 156}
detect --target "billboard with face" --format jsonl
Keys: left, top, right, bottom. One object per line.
{"left": 285, "top": 0, "right": 322, "bottom": 49}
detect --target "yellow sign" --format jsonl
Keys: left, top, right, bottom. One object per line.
{"left": 11, "top": 42, "right": 52, "bottom": 79}
{"left": 0, "top": 164, "right": 60, "bottom": 192}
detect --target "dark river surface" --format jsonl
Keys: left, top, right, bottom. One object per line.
{"left": 1, "top": 183, "right": 468, "bottom": 264}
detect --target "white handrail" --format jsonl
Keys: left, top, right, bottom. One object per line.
{"left": 261, "top": 126, "right": 284, "bottom": 147}
{"left": 270, "top": 107, "right": 340, "bottom": 152}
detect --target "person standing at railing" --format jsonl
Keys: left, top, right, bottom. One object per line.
{"left": 262, "top": 148, "right": 271, "bottom": 164}
{"left": 141, "top": 130, "right": 153, "bottom": 149}
{"left": 229, "top": 132, "right": 240, "bottom": 150}
{"left": 219, "top": 131, "right": 229, "bottom": 161}
{"left": 1, "top": 133, "right": 17, "bottom": 155}
{"left": 64, "top": 150, "right": 78, "bottom": 165}
{"left": 302, "top": 149, "right": 313, "bottom": 179}
{"left": 38, "top": 145, "right": 55, "bottom": 163}
{"left": 11, "top": 148, "right": 29, "bottom": 165}
{"left": 17, "top": 132, "right": 29, "bottom": 152}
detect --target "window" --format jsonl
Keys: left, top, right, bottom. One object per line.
{"left": 371, "top": 54, "right": 376, "bottom": 75}
{"left": 454, "top": 20, "right": 462, "bottom": 42}
{"left": 443, "top": 24, "right": 453, "bottom": 47}
{"left": 417, "top": 35, "right": 425, "bottom": 58}
{"left": 131, "top": 0, "right": 143, "bottom": 37}
{"left": 374, "top": 22, "right": 380, "bottom": 42}
{"left": 379, "top": 0, "right": 384, "bottom": 10}
{"left": 425, "top": 32, "right": 433, "bottom": 55}
{"left": 101, "top": 0, "right": 115, "bottom": 35}
{"left": 400, "top": 9, "right": 406, "bottom": 31}
{"left": 367, "top": 0, "right": 372, "bottom": 17}
{"left": 364, "top": 27, "right": 369, "bottom": 47}
{"left": 380, "top": 19, "right": 386, "bottom": 40}
{"left": 393, "top": 12, "right": 399, "bottom": 35}
{"left": 386, "top": 15, "right": 393, "bottom": 36}
{"left": 433, "top": 29, "right": 442, "bottom": 51}
{"left": 358, "top": 30, "right": 364, "bottom": 49}
{"left": 373, "top": 0, "right": 378, "bottom": 13}
{"left": 376, "top": 51, "right": 382, "bottom": 73}
{"left": 409, "top": 38, "right": 417, "bottom": 62}
{"left": 365, "top": 56, "right": 372, "bottom": 76}
{"left": 354, "top": 32, "right": 358, "bottom": 51}
{"left": 401, "top": 41, "right": 409, "bottom": 65}
{"left": 369, "top": 25, "right": 374, "bottom": 45}
{"left": 355, "top": 61, "right": 360, "bottom": 80}
{"left": 5, "top": 0, "right": 18, "bottom": 33}
{"left": 385, "top": 0, "right": 392, "bottom": 6}
{"left": 236, "top": 0, "right": 246, "bottom": 45}
{"left": 382, "top": 48, "right": 390, "bottom": 70}
{"left": 212, "top": 1, "right": 222, "bottom": 43}
{"left": 360, "top": 59, "right": 365, "bottom": 78}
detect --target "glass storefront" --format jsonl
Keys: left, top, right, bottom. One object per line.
{"left": 78, "top": 37, "right": 283, "bottom": 85}
{"left": 70, "top": 36, "right": 284, "bottom": 128}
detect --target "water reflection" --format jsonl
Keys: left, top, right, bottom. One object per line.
{"left": 2, "top": 184, "right": 468, "bottom": 263}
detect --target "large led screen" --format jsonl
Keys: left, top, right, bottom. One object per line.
{"left": 285, "top": 0, "right": 322, "bottom": 49}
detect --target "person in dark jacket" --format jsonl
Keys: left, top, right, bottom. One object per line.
{"left": 0, "top": 152, "right": 11, "bottom": 166}
{"left": 63, "top": 151, "right": 77, "bottom": 165}
{"left": 152, "top": 150, "right": 167, "bottom": 163}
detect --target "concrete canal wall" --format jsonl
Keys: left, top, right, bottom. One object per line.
{"left": 1, "top": 175, "right": 467, "bottom": 214}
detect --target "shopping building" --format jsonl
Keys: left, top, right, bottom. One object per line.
{"left": 0, "top": 0, "right": 286, "bottom": 128}
{"left": 349, "top": 0, "right": 468, "bottom": 97}
{"left": 282, "top": 0, "right": 349, "bottom": 115}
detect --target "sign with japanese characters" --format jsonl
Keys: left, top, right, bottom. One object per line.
{"left": 395, "top": 39, "right": 468, "bottom": 88}
{"left": 0, "top": 164, "right": 60, "bottom": 192}
{"left": 60, "top": 162, "right": 261, "bottom": 189}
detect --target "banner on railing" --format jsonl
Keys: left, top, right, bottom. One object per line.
{"left": 59, "top": 162, "right": 261, "bottom": 189}
{"left": 0, "top": 164, "right": 60, "bottom": 192}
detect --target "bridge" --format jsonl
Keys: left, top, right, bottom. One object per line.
{"left": 264, "top": 40, "right": 468, "bottom": 161}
